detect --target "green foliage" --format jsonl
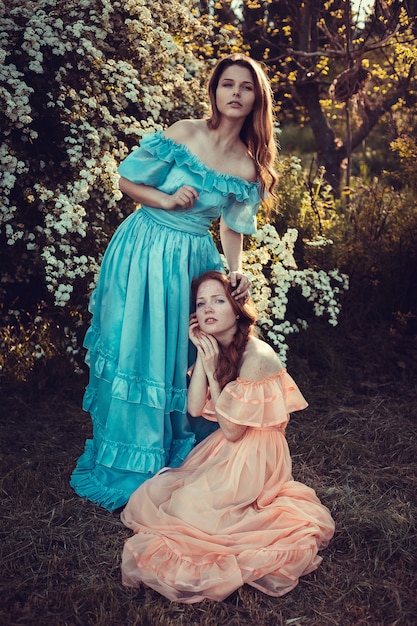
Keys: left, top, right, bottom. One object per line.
{"left": 273, "top": 155, "right": 342, "bottom": 242}
{"left": 0, "top": 303, "right": 86, "bottom": 383}
{"left": 336, "top": 141, "right": 417, "bottom": 327}
{"left": 390, "top": 133, "right": 417, "bottom": 188}
{"left": 210, "top": 1, "right": 417, "bottom": 191}
{"left": 257, "top": 135, "right": 417, "bottom": 342}
{"left": 0, "top": 316, "right": 59, "bottom": 383}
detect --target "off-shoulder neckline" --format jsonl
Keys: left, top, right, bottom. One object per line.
{"left": 234, "top": 368, "right": 286, "bottom": 386}
{"left": 154, "top": 130, "right": 260, "bottom": 187}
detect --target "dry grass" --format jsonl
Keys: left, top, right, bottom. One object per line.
{"left": 1, "top": 334, "right": 417, "bottom": 626}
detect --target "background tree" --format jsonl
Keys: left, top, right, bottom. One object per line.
{"left": 209, "top": 0, "right": 416, "bottom": 193}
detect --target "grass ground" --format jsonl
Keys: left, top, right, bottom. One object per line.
{"left": 1, "top": 329, "right": 416, "bottom": 626}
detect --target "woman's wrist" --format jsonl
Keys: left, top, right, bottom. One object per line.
{"left": 160, "top": 192, "right": 174, "bottom": 210}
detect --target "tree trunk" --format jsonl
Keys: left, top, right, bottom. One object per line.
{"left": 295, "top": 81, "right": 343, "bottom": 193}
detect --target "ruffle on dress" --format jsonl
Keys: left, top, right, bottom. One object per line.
{"left": 70, "top": 438, "right": 196, "bottom": 513}
{"left": 203, "top": 369, "right": 308, "bottom": 428}
{"left": 132, "top": 130, "right": 261, "bottom": 202}
{"left": 119, "top": 131, "right": 261, "bottom": 235}
{"left": 122, "top": 532, "right": 324, "bottom": 602}
{"left": 70, "top": 438, "right": 133, "bottom": 510}
{"left": 83, "top": 322, "right": 187, "bottom": 414}
{"left": 81, "top": 387, "right": 194, "bottom": 472}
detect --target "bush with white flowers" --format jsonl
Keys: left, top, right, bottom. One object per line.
{"left": 0, "top": 0, "right": 219, "bottom": 377}
{"left": 0, "top": 0, "right": 212, "bottom": 308}
{"left": 240, "top": 224, "right": 349, "bottom": 365}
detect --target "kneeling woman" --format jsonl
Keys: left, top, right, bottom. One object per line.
{"left": 120, "top": 270, "right": 335, "bottom": 603}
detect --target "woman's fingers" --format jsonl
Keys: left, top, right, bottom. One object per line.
{"left": 188, "top": 317, "right": 202, "bottom": 343}
{"left": 174, "top": 185, "right": 199, "bottom": 209}
{"left": 197, "top": 333, "right": 218, "bottom": 358}
{"left": 230, "top": 271, "right": 251, "bottom": 301}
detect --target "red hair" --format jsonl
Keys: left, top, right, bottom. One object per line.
{"left": 191, "top": 271, "right": 257, "bottom": 390}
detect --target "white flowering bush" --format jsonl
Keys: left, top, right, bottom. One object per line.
{"left": 236, "top": 225, "right": 349, "bottom": 365}
{"left": 0, "top": 0, "right": 222, "bottom": 379}
{"left": 1, "top": 0, "right": 212, "bottom": 300}
{"left": 235, "top": 154, "right": 349, "bottom": 366}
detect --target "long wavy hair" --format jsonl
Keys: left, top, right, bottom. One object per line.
{"left": 207, "top": 53, "right": 278, "bottom": 205}
{"left": 191, "top": 271, "right": 258, "bottom": 390}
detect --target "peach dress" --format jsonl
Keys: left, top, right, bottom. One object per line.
{"left": 120, "top": 370, "right": 335, "bottom": 603}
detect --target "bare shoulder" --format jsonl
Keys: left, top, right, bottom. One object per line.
{"left": 238, "top": 337, "right": 283, "bottom": 382}
{"left": 164, "top": 119, "right": 206, "bottom": 144}
{"left": 236, "top": 152, "right": 257, "bottom": 183}
{"left": 227, "top": 139, "right": 258, "bottom": 182}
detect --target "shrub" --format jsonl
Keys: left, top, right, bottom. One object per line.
{"left": 0, "top": 0, "right": 214, "bottom": 381}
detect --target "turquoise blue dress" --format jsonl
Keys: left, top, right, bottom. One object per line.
{"left": 70, "top": 130, "right": 262, "bottom": 511}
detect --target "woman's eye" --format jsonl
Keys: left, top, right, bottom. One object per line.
{"left": 196, "top": 302, "right": 205, "bottom": 308}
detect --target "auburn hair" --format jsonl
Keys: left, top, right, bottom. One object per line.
{"left": 207, "top": 53, "right": 278, "bottom": 206}
{"left": 191, "top": 271, "right": 258, "bottom": 390}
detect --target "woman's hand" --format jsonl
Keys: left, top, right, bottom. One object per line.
{"left": 163, "top": 185, "right": 199, "bottom": 210}
{"left": 118, "top": 179, "right": 199, "bottom": 212}
{"left": 189, "top": 315, "right": 219, "bottom": 379}
{"left": 188, "top": 314, "right": 202, "bottom": 348}
{"left": 197, "top": 333, "right": 219, "bottom": 379}
{"left": 229, "top": 271, "right": 251, "bottom": 302}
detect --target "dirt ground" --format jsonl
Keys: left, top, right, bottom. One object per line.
{"left": 1, "top": 334, "right": 416, "bottom": 626}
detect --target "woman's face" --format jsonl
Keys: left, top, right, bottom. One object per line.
{"left": 215, "top": 64, "right": 256, "bottom": 121}
{"left": 195, "top": 279, "right": 238, "bottom": 339}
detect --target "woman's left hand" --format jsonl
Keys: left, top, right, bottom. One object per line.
{"left": 229, "top": 271, "right": 251, "bottom": 302}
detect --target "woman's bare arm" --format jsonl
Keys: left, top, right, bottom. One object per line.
{"left": 119, "top": 177, "right": 199, "bottom": 211}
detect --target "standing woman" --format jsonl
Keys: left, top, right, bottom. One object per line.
{"left": 70, "top": 53, "right": 278, "bottom": 511}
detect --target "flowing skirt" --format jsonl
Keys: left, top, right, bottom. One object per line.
{"left": 70, "top": 209, "right": 222, "bottom": 511}
{"left": 121, "top": 426, "right": 335, "bottom": 602}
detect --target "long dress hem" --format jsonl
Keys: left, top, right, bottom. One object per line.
{"left": 70, "top": 130, "right": 262, "bottom": 511}
{"left": 120, "top": 370, "right": 335, "bottom": 601}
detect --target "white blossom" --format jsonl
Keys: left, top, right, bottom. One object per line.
{"left": 239, "top": 224, "right": 349, "bottom": 366}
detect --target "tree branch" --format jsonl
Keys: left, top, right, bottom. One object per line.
{"left": 350, "top": 65, "right": 415, "bottom": 154}
{"left": 268, "top": 24, "right": 402, "bottom": 64}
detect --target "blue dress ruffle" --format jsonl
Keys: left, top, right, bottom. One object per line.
{"left": 70, "top": 131, "right": 262, "bottom": 511}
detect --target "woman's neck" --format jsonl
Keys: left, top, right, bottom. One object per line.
{"left": 206, "top": 118, "right": 244, "bottom": 148}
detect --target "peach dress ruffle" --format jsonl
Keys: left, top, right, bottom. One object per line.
{"left": 120, "top": 370, "right": 335, "bottom": 603}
